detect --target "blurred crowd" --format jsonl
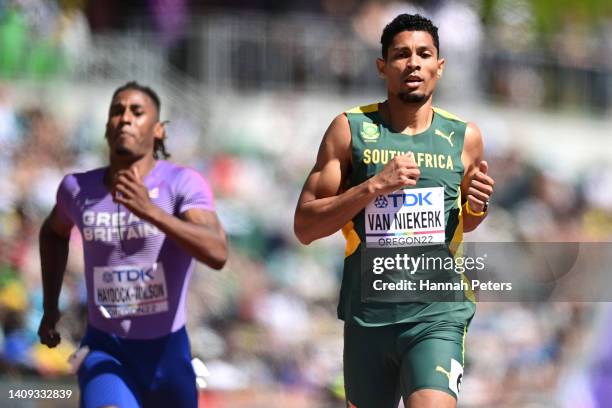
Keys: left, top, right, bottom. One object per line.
{"left": 2, "top": 0, "right": 612, "bottom": 112}
{"left": 1, "top": 0, "right": 612, "bottom": 407}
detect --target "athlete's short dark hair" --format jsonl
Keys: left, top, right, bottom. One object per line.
{"left": 111, "top": 81, "right": 170, "bottom": 160}
{"left": 380, "top": 14, "right": 440, "bottom": 59}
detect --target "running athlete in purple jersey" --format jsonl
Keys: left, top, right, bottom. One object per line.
{"left": 55, "top": 160, "right": 216, "bottom": 338}
{"left": 37, "top": 82, "right": 227, "bottom": 408}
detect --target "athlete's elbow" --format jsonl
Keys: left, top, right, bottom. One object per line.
{"left": 196, "top": 240, "right": 228, "bottom": 270}
{"left": 296, "top": 232, "right": 314, "bottom": 245}
{"left": 199, "top": 250, "right": 227, "bottom": 270}
{"left": 211, "top": 244, "right": 228, "bottom": 270}
{"left": 208, "top": 257, "right": 227, "bottom": 270}
{"left": 294, "top": 218, "right": 314, "bottom": 245}
{"left": 294, "top": 225, "right": 310, "bottom": 245}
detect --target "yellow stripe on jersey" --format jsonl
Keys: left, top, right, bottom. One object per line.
{"left": 342, "top": 221, "right": 361, "bottom": 258}
{"left": 345, "top": 103, "right": 379, "bottom": 114}
{"left": 449, "top": 188, "right": 464, "bottom": 257}
{"left": 462, "top": 323, "right": 467, "bottom": 365}
{"left": 450, "top": 188, "right": 476, "bottom": 303}
{"left": 433, "top": 107, "right": 466, "bottom": 123}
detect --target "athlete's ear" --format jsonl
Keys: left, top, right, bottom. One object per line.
{"left": 376, "top": 57, "right": 386, "bottom": 79}
{"left": 153, "top": 121, "right": 166, "bottom": 141}
{"left": 436, "top": 58, "right": 445, "bottom": 79}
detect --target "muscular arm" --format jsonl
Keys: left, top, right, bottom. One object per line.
{"left": 294, "top": 114, "right": 419, "bottom": 244}
{"left": 461, "top": 122, "right": 494, "bottom": 232}
{"left": 40, "top": 207, "right": 72, "bottom": 313}
{"left": 294, "top": 114, "right": 370, "bottom": 244}
{"left": 38, "top": 207, "right": 73, "bottom": 347}
{"left": 147, "top": 207, "right": 227, "bottom": 270}
{"left": 113, "top": 169, "right": 227, "bottom": 269}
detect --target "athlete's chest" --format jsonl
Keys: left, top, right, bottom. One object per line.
{"left": 353, "top": 129, "right": 463, "bottom": 185}
{"left": 73, "top": 181, "right": 176, "bottom": 246}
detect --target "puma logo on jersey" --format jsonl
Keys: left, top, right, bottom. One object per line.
{"left": 435, "top": 129, "right": 455, "bottom": 147}
{"left": 436, "top": 359, "right": 463, "bottom": 395}
{"left": 436, "top": 365, "right": 451, "bottom": 379}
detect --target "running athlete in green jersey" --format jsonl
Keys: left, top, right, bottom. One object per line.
{"left": 295, "top": 14, "right": 495, "bottom": 408}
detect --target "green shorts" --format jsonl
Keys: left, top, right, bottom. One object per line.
{"left": 343, "top": 320, "right": 467, "bottom": 408}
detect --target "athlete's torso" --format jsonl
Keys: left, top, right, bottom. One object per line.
{"left": 56, "top": 160, "right": 215, "bottom": 339}
{"left": 339, "top": 102, "right": 475, "bottom": 326}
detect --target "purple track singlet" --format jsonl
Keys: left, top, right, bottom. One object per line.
{"left": 55, "top": 160, "right": 214, "bottom": 339}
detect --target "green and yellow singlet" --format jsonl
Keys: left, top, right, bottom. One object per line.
{"left": 339, "top": 102, "right": 476, "bottom": 326}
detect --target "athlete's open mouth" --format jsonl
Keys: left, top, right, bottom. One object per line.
{"left": 403, "top": 77, "right": 423, "bottom": 89}
{"left": 404, "top": 75, "right": 423, "bottom": 84}
{"left": 117, "top": 130, "right": 136, "bottom": 139}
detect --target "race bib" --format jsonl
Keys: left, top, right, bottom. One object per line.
{"left": 93, "top": 263, "right": 169, "bottom": 318}
{"left": 365, "top": 187, "right": 446, "bottom": 248}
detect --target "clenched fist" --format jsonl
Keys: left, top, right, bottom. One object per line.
{"left": 369, "top": 152, "right": 421, "bottom": 195}
{"left": 38, "top": 309, "right": 61, "bottom": 348}
{"left": 466, "top": 160, "right": 494, "bottom": 213}
{"left": 113, "top": 167, "right": 157, "bottom": 221}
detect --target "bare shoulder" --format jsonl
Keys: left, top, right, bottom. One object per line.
{"left": 463, "top": 122, "right": 484, "bottom": 163}
{"left": 330, "top": 112, "right": 350, "bottom": 130}
{"left": 309, "top": 113, "right": 352, "bottom": 171}
{"left": 464, "top": 122, "right": 483, "bottom": 148}
{"left": 321, "top": 113, "right": 351, "bottom": 155}
{"left": 298, "top": 113, "right": 352, "bottom": 203}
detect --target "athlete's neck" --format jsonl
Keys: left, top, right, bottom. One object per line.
{"left": 106, "top": 155, "right": 157, "bottom": 187}
{"left": 381, "top": 96, "right": 433, "bottom": 135}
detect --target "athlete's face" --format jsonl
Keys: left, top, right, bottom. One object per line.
{"left": 377, "top": 30, "right": 444, "bottom": 104}
{"left": 105, "top": 89, "right": 162, "bottom": 162}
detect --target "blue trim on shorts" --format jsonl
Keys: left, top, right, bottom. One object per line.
{"left": 78, "top": 325, "right": 197, "bottom": 408}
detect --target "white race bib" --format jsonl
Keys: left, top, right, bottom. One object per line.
{"left": 365, "top": 187, "right": 446, "bottom": 248}
{"left": 93, "top": 263, "right": 169, "bottom": 318}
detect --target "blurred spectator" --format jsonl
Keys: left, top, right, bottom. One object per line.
{"left": 0, "top": 1, "right": 65, "bottom": 79}
{"left": 0, "top": 4, "right": 28, "bottom": 77}
{"left": 57, "top": 0, "right": 91, "bottom": 64}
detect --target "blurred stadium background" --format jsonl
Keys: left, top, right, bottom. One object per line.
{"left": 1, "top": 0, "right": 612, "bottom": 407}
